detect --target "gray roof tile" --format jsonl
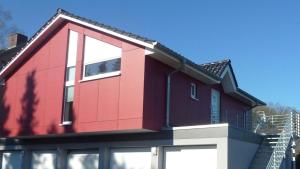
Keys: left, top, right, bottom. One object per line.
{"left": 200, "top": 59, "right": 230, "bottom": 78}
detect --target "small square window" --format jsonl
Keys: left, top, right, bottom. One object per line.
{"left": 190, "top": 83, "right": 198, "bottom": 100}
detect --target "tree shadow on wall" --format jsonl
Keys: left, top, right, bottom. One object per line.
{"left": 47, "top": 122, "right": 58, "bottom": 134}
{"left": 17, "top": 70, "right": 39, "bottom": 136}
{"left": 0, "top": 83, "right": 11, "bottom": 137}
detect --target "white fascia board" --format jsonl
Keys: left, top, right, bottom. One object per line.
{"left": 145, "top": 47, "right": 155, "bottom": 55}
{"left": 221, "top": 66, "right": 236, "bottom": 88}
{"left": 220, "top": 65, "right": 237, "bottom": 92}
{"left": 163, "top": 123, "right": 229, "bottom": 130}
{"left": 59, "top": 14, "right": 156, "bottom": 49}
{"left": 152, "top": 47, "right": 220, "bottom": 84}
{"left": 221, "top": 66, "right": 258, "bottom": 105}
{"left": 0, "top": 15, "right": 62, "bottom": 78}
{"left": 186, "top": 64, "right": 220, "bottom": 84}
{"left": 235, "top": 90, "right": 256, "bottom": 106}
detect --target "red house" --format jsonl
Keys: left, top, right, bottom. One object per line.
{"left": 0, "top": 9, "right": 265, "bottom": 169}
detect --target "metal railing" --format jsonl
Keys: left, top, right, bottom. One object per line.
{"left": 293, "top": 113, "right": 300, "bottom": 137}
{"left": 254, "top": 113, "right": 289, "bottom": 135}
{"left": 266, "top": 112, "right": 293, "bottom": 169}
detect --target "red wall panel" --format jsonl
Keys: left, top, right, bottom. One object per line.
{"left": 78, "top": 81, "right": 99, "bottom": 123}
{"left": 97, "top": 77, "right": 120, "bottom": 121}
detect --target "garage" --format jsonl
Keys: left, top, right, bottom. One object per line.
{"left": 1, "top": 151, "right": 22, "bottom": 169}
{"left": 67, "top": 150, "right": 99, "bottom": 169}
{"left": 164, "top": 146, "right": 217, "bottom": 169}
{"left": 110, "top": 147, "right": 152, "bottom": 169}
{"left": 31, "top": 151, "right": 57, "bottom": 169}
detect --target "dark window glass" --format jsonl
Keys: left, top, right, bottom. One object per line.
{"left": 84, "top": 58, "right": 120, "bottom": 77}
{"left": 63, "top": 101, "right": 73, "bottom": 122}
{"left": 63, "top": 86, "right": 74, "bottom": 122}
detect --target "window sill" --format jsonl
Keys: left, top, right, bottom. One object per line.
{"left": 79, "top": 71, "right": 121, "bottom": 83}
{"left": 190, "top": 96, "right": 199, "bottom": 101}
{"left": 60, "top": 121, "right": 72, "bottom": 126}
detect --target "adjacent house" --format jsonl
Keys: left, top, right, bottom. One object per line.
{"left": 0, "top": 9, "right": 265, "bottom": 169}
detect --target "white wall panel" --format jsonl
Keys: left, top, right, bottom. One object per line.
{"left": 164, "top": 146, "right": 217, "bottom": 169}
{"left": 110, "top": 148, "right": 151, "bottom": 169}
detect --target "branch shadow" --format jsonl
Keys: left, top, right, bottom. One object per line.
{"left": 0, "top": 82, "right": 11, "bottom": 137}
{"left": 47, "top": 122, "right": 58, "bottom": 134}
{"left": 17, "top": 70, "right": 39, "bottom": 136}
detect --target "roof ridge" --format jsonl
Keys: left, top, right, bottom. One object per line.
{"left": 57, "top": 8, "right": 156, "bottom": 43}
{"left": 200, "top": 59, "right": 231, "bottom": 66}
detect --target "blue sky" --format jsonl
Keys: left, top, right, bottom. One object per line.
{"left": 2, "top": 0, "right": 300, "bottom": 110}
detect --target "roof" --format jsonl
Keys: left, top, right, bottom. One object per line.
{"left": 0, "top": 44, "right": 25, "bottom": 69}
{"left": 200, "top": 59, "right": 265, "bottom": 105}
{"left": 200, "top": 59, "right": 231, "bottom": 78}
{"left": 0, "top": 45, "right": 26, "bottom": 61}
{"left": 0, "top": 8, "right": 265, "bottom": 107}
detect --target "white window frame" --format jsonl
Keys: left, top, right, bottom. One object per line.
{"left": 190, "top": 83, "right": 199, "bottom": 100}
{"left": 61, "top": 30, "right": 78, "bottom": 125}
{"left": 82, "top": 36, "right": 121, "bottom": 81}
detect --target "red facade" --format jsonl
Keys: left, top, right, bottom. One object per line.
{"left": 144, "top": 57, "right": 251, "bottom": 127}
{"left": 0, "top": 21, "right": 251, "bottom": 138}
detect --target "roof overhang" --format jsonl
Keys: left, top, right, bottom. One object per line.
{"left": 219, "top": 64, "right": 265, "bottom": 106}
{"left": 146, "top": 46, "right": 220, "bottom": 84}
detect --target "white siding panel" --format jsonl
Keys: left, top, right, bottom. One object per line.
{"left": 164, "top": 146, "right": 217, "bottom": 169}
{"left": 67, "top": 30, "right": 78, "bottom": 67}
{"left": 110, "top": 148, "right": 151, "bottom": 169}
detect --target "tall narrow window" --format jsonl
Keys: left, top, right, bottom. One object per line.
{"left": 211, "top": 89, "right": 220, "bottom": 124}
{"left": 83, "top": 36, "right": 121, "bottom": 80}
{"left": 190, "top": 83, "right": 198, "bottom": 100}
{"left": 62, "top": 30, "right": 78, "bottom": 124}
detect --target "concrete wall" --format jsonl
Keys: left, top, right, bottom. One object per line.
{"left": 228, "top": 138, "right": 259, "bottom": 169}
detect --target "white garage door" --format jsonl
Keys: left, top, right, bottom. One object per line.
{"left": 1, "top": 151, "right": 22, "bottom": 169}
{"left": 67, "top": 150, "right": 99, "bottom": 169}
{"left": 164, "top": 146, "right": 217, "bottom": 169}
{"left": 110, "top": 148, "right": 152, "bottom": 169}
{"left": 31, "top": 151, "right": 56, "bottom": 169}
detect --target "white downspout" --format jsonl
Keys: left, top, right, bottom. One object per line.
{"left": 166, "top": 60, "right": 185, "bottom": 128}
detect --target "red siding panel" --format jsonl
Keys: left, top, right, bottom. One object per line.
{"left": 78, "top": 81, "right": 99, "bottom": 123}
{"left": 97, "top": 77, "right": 120, "bottom": 121}
{"left": 118, "top": 47, "right": 145, "bottom": 120}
